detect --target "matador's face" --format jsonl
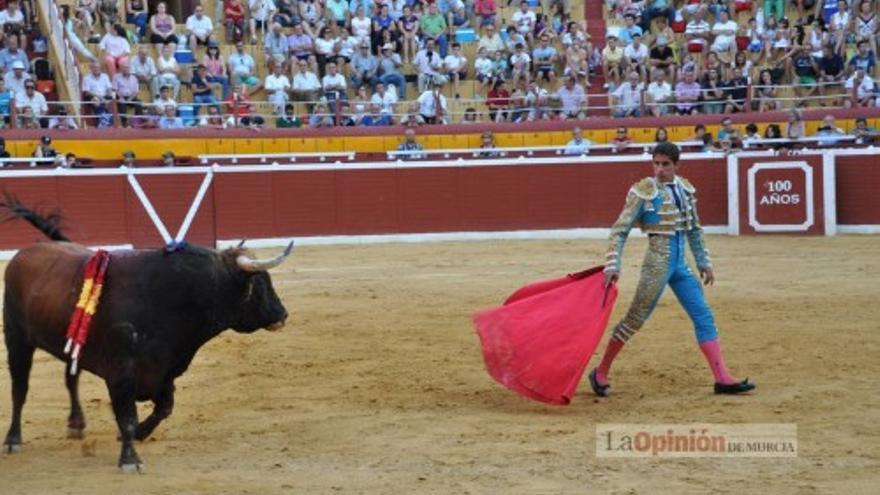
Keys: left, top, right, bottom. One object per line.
{"left": 653, "top": 154, "right": 679, "bottom": 183}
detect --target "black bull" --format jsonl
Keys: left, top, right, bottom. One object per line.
{"left": 1, "top": 198, "right": 293, "bottom": 472}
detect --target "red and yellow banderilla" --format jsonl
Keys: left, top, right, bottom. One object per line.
{"left": 64, "top": 249, "right": 110, "bottom": 375}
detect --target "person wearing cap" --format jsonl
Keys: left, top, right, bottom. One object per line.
{"left": 648, "top": 34, "right": 676, "bottom": 83}
{"left": 0, "top": 37, "right": 29, "bottom": 73}
{"left": 376, "top": 42, "right": 404, "bottom": 98}
{"left": 14, "top": 79, "right": 48, "bottom": 126}
{"left": 185, "top": 3, "right": 214, "bottom": 52}
{"left": 263, "top": 22, "right": 289, "bottom": 65}
{"left": 161, "top": 150, "right": 177, "bottom": 167}
{"left": 33, "top": 136, "right": 58, "bottom": 158}
{"left": 3, "top": 59, "right": 31, "bottom": 95}
{"left": 121, "top": 150, "right": 136, "bottom": 167}
{"left": 350, "top": 41, "right": 378, "bottom": 89}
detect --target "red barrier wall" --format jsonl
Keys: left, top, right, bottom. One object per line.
{"left": 0, "top": 159, "right": 729, "bottom": 249}
{"left": 835, "top": 156, "right": 880, "bottom": 225}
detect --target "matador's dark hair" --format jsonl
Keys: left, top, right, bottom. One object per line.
{"left": 653, "top": 142, "right": 680, "bottom": 163}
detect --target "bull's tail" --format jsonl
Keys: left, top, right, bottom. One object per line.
{"left": 0, "top": 192, "right": 70, "bottom": 242}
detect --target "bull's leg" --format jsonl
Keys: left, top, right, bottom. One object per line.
{"left": 65, "top": 363, "right": 86, "bottom": 439}
{"left": 106, "top": 378, "right": 143, "bottom": 473}
{"left": 3, "top": 332, "right": 35, "bottom": 453}
{"left": 135, "top": 381, "right": 175, "bottom": 441}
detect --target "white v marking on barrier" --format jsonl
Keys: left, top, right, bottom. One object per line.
{"left": 126, "top": 170, "right": 214, "bottom": 245}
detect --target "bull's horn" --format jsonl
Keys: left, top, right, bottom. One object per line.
{"left": 236, "top": 239, "right": 247, "bottom": 248}
{"left": 236, "top": 241, "right": 294, "bottom": 272}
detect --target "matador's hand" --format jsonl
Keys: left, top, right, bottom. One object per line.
{"left": 604, "top": 271, "right": 619, "bottom": 288}
{"left": 700, "top": 267, "right": 715, "bottom": 286}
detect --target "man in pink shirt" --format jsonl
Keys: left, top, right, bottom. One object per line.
{"left": 113, "top": 62, "right": 142, "bottom": 126}
{"left": 674, "top": 70, "right": 701, "bottom": 115}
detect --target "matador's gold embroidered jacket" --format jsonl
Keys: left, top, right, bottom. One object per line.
{"left": 604, "top": 176, "right": 712, "bottom": 274}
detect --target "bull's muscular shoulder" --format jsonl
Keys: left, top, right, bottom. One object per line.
{"left": 678, "top": 176, "right": 696, "bottom": 194}
{"left": 629, "top": 177, "right": 658, "bottom": 200}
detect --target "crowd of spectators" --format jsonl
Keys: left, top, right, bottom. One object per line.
{"left": 603, "top": 0, "right": 880, "bottom": 119}
{"left": 4, "top": 0, "right": 880, "bottom": 130}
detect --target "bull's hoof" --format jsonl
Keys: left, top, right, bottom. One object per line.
{"left": 4, "top": 443, "right": 22, "bottom": 454}
{"left": 67, "top": 427, "right": 86, "bottom": 439}
{"left": 119, "top": 462, "right": 145, "bottom": 474}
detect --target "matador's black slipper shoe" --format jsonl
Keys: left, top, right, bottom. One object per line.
{"left": 714, "top": 378, "right": 756, "bottom": 395}
{"left": 589, "top": 369, "right": 610, "bottom": 397}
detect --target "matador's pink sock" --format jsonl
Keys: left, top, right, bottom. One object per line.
{"left": 699, "top": 339, "right": 737, "bottom": 385}
{"left": 595, "top": 337, "right": 625, "bottom": 385}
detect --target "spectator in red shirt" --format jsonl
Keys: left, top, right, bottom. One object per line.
{"left": 474, "top": 0, "right": 497, "bottom": 32}
{"left": 487, "top": 79, "right": 511, "bottom": 122}
{"left": 225, "top": 84, "right": 265, "bottom": 127}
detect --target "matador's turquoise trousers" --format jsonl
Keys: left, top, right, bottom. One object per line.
{"left": 611, "top": 231, "right": 718, "bottom": 344}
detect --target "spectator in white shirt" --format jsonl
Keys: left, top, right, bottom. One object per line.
{"left": 444, "top": 42, "right": 468, "bottom": 99}
{"left": 556, "top": 76, "right": 587, "bottom": 119}
{"left": 413, "top": 38, "right": 448, "bottom": 92}
{"left": 0, "top": 0, "right": 27, "bottom": 49}
{"left": 511, "top": 1, "right": 536, "bottom": 44}
{"left": 14, "top": 81, "right": 48, "bottom": 126}
{"left": 98, "top": 24, "right": 131, "bottom": 78}
{"left": 416, "top": 85, "right": 448, "bottom": 124}
{"left": 370, "top": 82, "right": 398, "bottom": 118}
{"left": 510, "top": 43, "right": 531, "bottom": 87}
{"left": 685, "top": 10, "right": 710, "bottom": 54}
{"left": 321, "top": 61, "right": 348, "bottom": 111}
{"left": 228, "top": 41, "right": 260, "bottom": 87}
{"left": 154, "top": 42, "right": 181, "bottom": 99}
{"left": 3, "top": 59, "right": 30, "bottom": 95}
{"left": 152, "top": 84, "right": 177, "bottom": 112}
{"left": 564, "top": 127, "right": 591, "bottom": 155}
{"left": 291, "top": 58, "right": 322, "bottom": 105}
{"left": 710, "top": 10, "right": 737, "bottom": 63}
{"left": 248, "top": 0, "right": 277, "bottom": 44}
{"left": 130, "top": 45, "right": 157, "bottom": 90}
{"left": 623, "top": 32, "right": 649, "bottom": 81}
{"left": 264, "top": 61, "right": 291, "bottom": 113}
{"left": 612, "top": 71, "right": 644, "bottom": 118}
{"left": 186, "top": 4, "right": 214, "bottom": 52}
{"left": 81, "top": 62, "right": 113, "bottom": 114}
{"left": 646, "top": 68, "right": 673, "bottom": 116}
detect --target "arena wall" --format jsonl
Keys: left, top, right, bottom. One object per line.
{"left": 0, "top": 150, "right": 877, "bottom": 254}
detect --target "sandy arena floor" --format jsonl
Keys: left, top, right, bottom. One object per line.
{"left": 0, "top": 236, "right": 878, "bottom": 494}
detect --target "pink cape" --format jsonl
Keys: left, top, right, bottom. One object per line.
{"left": 473, "top": 267, "right": 618, "bottom": 405}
